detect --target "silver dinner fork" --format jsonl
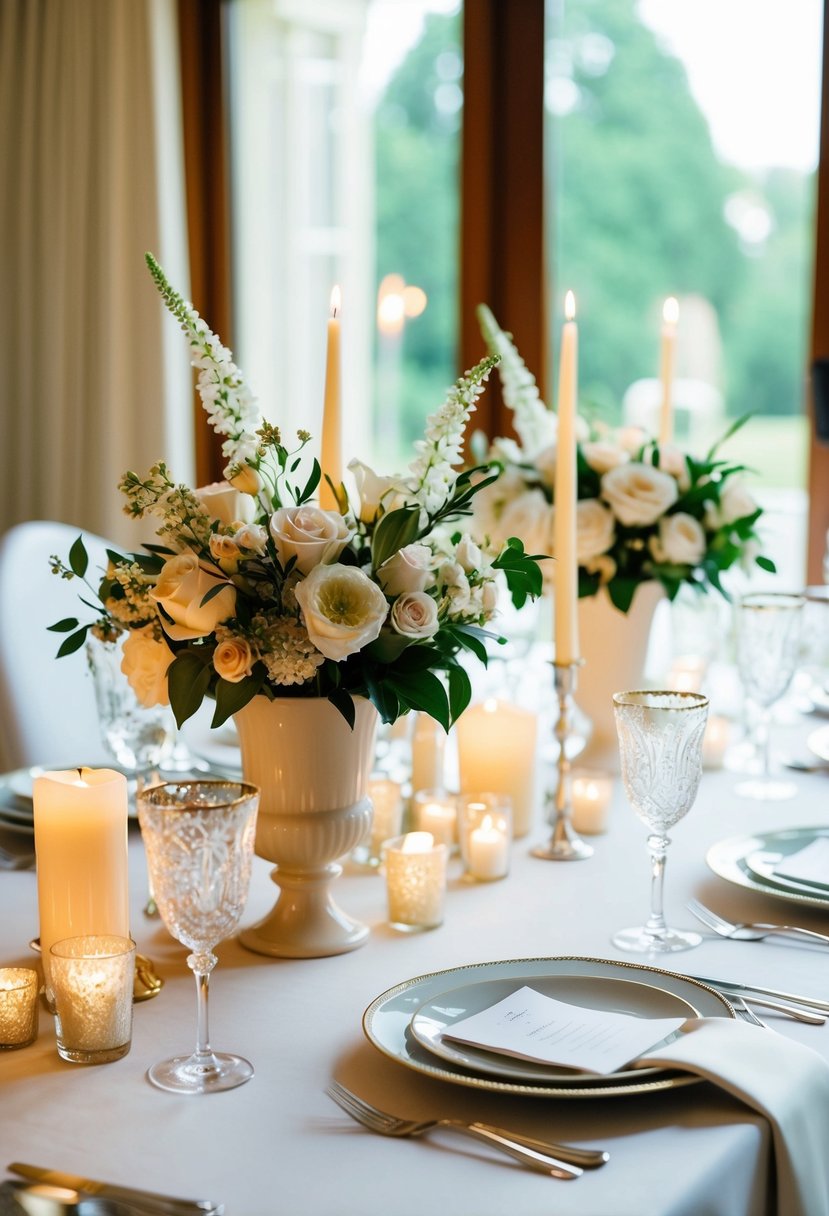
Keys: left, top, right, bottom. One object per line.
{"left": 325, "top": 1081, "right": 609, "bottom": 1177}
{"left": 687, "top": 897, "right": 829, "bottom": 947}
{"left": 732, "top": 998, "right": 770, "bottom": 1031}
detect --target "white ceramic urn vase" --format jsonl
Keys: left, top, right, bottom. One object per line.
{"left": 235, "top": 695, "right": 378, "bottom": 959}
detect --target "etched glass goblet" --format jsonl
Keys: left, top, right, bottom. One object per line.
{"left": 137, "top": 780, "right": 259, "bottom": 1093}
{"left": 612, "top": 691, "right": 708, "bottom": 954}
{"left": 734, "top": 592, "right": 805, "bottom": 801}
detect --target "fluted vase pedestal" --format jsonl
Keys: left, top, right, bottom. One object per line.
{"left": 234, "top": 695, "right": 378, "bottom": 959}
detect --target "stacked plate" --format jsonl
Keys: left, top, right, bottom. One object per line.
{"left": 0, "top": 770, "right": 35, "bottom": 838}
{"left": 708, "top": 826, "right": 829, "bottom": 910}
{"left": 363, "top": 956, "right": 735, "bottom": 1100}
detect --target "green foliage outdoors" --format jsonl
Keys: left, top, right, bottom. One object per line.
{"left": 373, "top": 1, "right": 814, "bottom": 486}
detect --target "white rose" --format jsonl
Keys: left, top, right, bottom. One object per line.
{"left": 617, "top": 426, "right": 649, "bottom": 455}
{"left": 233, "top": 523, "right": 268, "bottom": 553}
{"left": 582, "top": 441, "right": 629, "bottom": 475}
{"left": 455, "top": 534, "right": 483, "bottom": 574}
{"left": 378, "top": 543, "right": 434, "bottom": 596}
{"left": 574, "top": 499, "right": 616, "bottom": 564}
{"left": 195, "top": 481, "right": 255, "bottom": 526}
{"left": 348, "top": 459, "right": 408, "bottom": 523}
{"left": 650, "top": 512, "right": 706, "bottom": 566}
{"left": 534, "top": 443, "right": 557, "bottom": 486}
{"left": 601, "top": 462, "right": 679, "bottom": 527}
{"left": 269, "top": 506, "right": 352, "bottom": 575}
{"left": 705, "top": 479, "right": 759, "bottom": 529}
{"left": 150, "top": 553, "right": 236, "bottom": 641}
{"left": 481, "top": 577, "right": 499, "bottom": 615}
{"left": 294, "top": 564, "right": 388, "bottom": 660}
{"left": 227, "top": 464, "right": 262, "bottom": 497}
{"left": 213, "top": 637, "right": 254, "bottom": 683}
{"left": 438, "top": 559, "right": 471, "bottom": 612}
{"left": 120, "top": 626, "right": 174, "bottom": 707}
{"left": 498, "top": 488, "right": 553, "bottom": 557}
{"left": 390, "top": 591, "right": 440, "bottom": 639}
{"left": 657, "top": 444, "right": 691, "bottom": 492}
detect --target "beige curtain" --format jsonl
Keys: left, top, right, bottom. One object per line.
{"left": 0, "top": 0, "right": 192, "bottom": 550}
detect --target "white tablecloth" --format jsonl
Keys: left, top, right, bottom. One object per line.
{"left": 2, "top": 757, "right": 828, "bottom": 1216}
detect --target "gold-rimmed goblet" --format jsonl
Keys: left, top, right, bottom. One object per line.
{"left": 137, "top": 780, "right": 259, "bottom": 1094}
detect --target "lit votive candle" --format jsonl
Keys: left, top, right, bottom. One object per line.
{"left": 384, "top": 832, "right": 448, "bottom": 931}
{"left": 0, "top": 967, "right": 39, "bottom": 1049}
{"left": 50, "top": 935, "right": 135, "bottom": 1064}
{"left": 458, "top": 795, "right": 512, "bottom": 882}
{"left": 367, "top": 777, "right": 404, "bottom": 862}
{"left": 571, "top": 770, "right": 614, "bottom": 835}
{"left": 412, "top": 788, "right": 458, "bottom": 848}
{"left": 666, "top": 655, "right": 706, "bottom": 694}
{"left": 702, "top": 715, "right": 731, "bottom": 770}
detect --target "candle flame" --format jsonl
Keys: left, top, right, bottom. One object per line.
{"left": 481, "top": 813, "right": 494, "bottom": 832}
{"left": 402, "top": 831, "right": 434, "bottom": 853}
{"left": 329, "top": 285, "right": 341, "bottom": 319}
{"left": 483, "top": 697, "right": 499, "bottom": 714}
{"left": 565, "top": 290, "right": 576, "bottom": 321}
{"left": 663, "top": 296, "right": 679, "bottom": 325}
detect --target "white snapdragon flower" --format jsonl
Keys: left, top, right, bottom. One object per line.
{"left": 601, "top": 462, "right": 679, "bottom": 527}
{"left": 294, "top": 564, "right": 388, "bottom": 661}
{"left": 477, "top": 304, "right": 557, "bottom": 457}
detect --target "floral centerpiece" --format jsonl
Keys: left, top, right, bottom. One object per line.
{"left": 471, "top": 304, "right": 775, "bottom": 613}
{"left": 49, "top": 258, "right": 543, "bottom": 734}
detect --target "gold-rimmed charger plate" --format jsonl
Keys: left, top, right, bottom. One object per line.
{"left": 707, "top": 827, "right": 829, "bottom": 910}
{"left": 363, "top": 956, "right": 734, "bottom": 1099}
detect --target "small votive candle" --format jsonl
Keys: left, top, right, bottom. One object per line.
{"left": 571, "top": 770, "right": 613, "bottom": 835}
{"left": 703, "top": 715, "right": 731, "bottom": 769}
{"left": 0, "top": 967, "right": 39, "bottom": 1049}
{"left": 666, "top": 655, "right": 706, "bottom": 694}
{"left": 458, "top": 795, "right": 511, "bottom": 882}
{"left": 354, "top": 777, "right": 404, "bottom": 866}
{"left": 412, "top": 789, "right": 458, "bottom": 848}
{"left": 384, "top": 832, "right": 448, "bottom": 931}
{"left": 50, "top": 935, "right": 135, "bottom": 1064}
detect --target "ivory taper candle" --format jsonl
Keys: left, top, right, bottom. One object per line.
{"left": 320, "top": 286, "right": 342, "bottom": 511}
{"left": 554, "top": 291, "right": 579, "bottom": 665}
{"left": 658, "top": 296, "right": 679, "bottom": 446}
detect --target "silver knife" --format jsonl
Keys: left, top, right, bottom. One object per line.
{"left": 687, "top": 974, "right": 829, "bottom": 1013}
{"left": 7, "top": 1166, "right": 222, "bottom": 1216}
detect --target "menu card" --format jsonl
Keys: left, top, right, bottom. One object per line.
{"left": 442, "top": 986, "right": 689, "bottom": 1075}
{"left": 773, "top": 838, "right": 829, "bottom": 889}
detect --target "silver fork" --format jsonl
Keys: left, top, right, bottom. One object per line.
{"left": 687, "top": 897, "right": 829, "bottom": 948}
{"left": 326, "top": 1081, "right": 609, "bottom": 1176}
{"left": 733, "top": 998, "right": 770, "bottom": 1030}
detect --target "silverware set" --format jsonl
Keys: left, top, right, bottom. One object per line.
{"left": 687, "top": 897, "right": 829, "bottom": 947}
{"left": 5, "top": 1166, "right": 222, "bottom": 1216}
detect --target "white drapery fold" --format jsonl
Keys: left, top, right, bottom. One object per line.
{"left": 0, "top": 0, "right": 192, "bottom": 548}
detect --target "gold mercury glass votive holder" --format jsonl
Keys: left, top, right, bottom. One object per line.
{"left": 352, "top": 777, "right": 405, "bottom": 867}
{"left": 0, "top": 967, "right": 39, "bottom": 1049}
{"left": 457, "top": 793, "right": 512, "bottom": 882}
{"left": 50, "top": 935, "right": 136, "bottom": 1064}
{"left": 384, "top": 832, "right": 448, "bottom": 932}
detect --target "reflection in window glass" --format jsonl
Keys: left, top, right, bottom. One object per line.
{"left": 546, "top": 0, "right": 821, "bottom": 583}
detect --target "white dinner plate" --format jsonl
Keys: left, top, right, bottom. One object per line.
{"left": 409, "top": 974, "right": 700, "bottom": 1084}
{"left": 808, "top": 724, "right": 829, "bottom": 763}
{"left": 707, "top": 827, "right": 829, "bottom": 910}
{"left": 744, "top": 846, "right": 829, "bottom": 895}
{"left": 363, "top": 956, "right": 735, "bottom": 1099}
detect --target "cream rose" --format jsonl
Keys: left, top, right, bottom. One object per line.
{"left": 390, "top": 591, "right": 440, "bottom": 640}
{"left": 617, "top": 426, "right": 649, "bottom": 455}
{"left": 233, "top": 523, "right": 268, "bottom": 553}
{"left": 650, "top": 512, "right": 706, "bottom": 566}
{"left": 348, "top": 459, "right": 408, "bottom": 524}
{"left": 574, "top": 499, "right": 616, "bottom": 564}
{"left": 378, "top": 543, "right": 434, "bottom": 597}
{"left": 601, "top": 462, "right": 678, "bottom": 527}
{"left": 655, "top": 444, "right": 691, "bottom": 491}
{"left": 582, "top": 441, "right": 629, "bottom": 475}
{"left": 150, "top": 553, "right": 236, "bottom": 641}
{"left": 705, "top": 479, "right": 759, "bottom": 529}
{"left": 213, "top": 637, "right": 254, "bottom": 683}
{"left": 294, "top": 563, "right": 388, "bottom": 660}
{"left": 195, "top": 481, "right": 256, "bottom": 526}
{"left": 120, "top": 626, "right": 174, "bottom": 707}
{"left": 269, "top": 506, "right": 352, "bottom": 575}
{"left": 498, "top": 488, "right": 554, "bottom": 558}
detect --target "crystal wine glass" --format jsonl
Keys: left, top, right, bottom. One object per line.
{"left": 734, "top": 592, "right": 805, "bottom": 801}
{"left": 612, "top": 690, "right": 708, "bottom": 954}
{"left": 137, "top": 780, "right": 259, "bottom": 1093}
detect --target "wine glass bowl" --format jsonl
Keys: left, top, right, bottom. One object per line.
{"left": 137, "top": 780, "right": 259, "bottom": 1094}
{"left": 612, "top": 690, "right": 708, "bottom": 954}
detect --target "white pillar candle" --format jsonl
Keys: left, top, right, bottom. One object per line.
{"left": 412, "top": 789, "right": 458, "bottom": 848}
{"left": 658, "top": 296, "right": 679, "bottom": 446}
{"left": 458, "top": 796, "right": 512, "bottom": 881}
{"left": 50, "top": 934, "right": 135, "bottom": 1063}
{"left": 554, "top": 290, "right": 580, "bottom": 665}
{"left": 385, "top": 832, "right": 447, "bottom": 930}
{"left": 410, "top": 712, "right": 446, "bottom": 794}
{"left": 571, "top": 770, "right": 614, "bottom": 835}
{"left": 33, "top": 768, "right": 129, "bottom": 993}
{"left": 702, "top": 715, "right": 731, "bottom": 770}
{"left": 456, "top": 699, "right": 538, "bottom": 837}
{"left": 0, "top": 967, "right": 39, "bottom": 1048}
{"left": 319, "top": 285, "right": 343, "bottom": 511}
{"left": 367, "top": 777, "right": 404, "bottom": 857}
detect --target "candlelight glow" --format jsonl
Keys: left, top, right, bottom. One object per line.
{"left": 663, "top": 296, "right": 679, "bottom": 325}
{"left": 402, "top": 284, "right": 427, "bottom": 317}
{"left": 401, "top": 831, "right": 434, "bottom": 854}
{"left": 329, "top": 285, "right": 341, "bottom": 318}
{"left": 483, "top": 697, "right": 499, "bottom": 714}
{"left": 377, "top": 291, "right": 405, "bottom": 334}
{"left": 565, "top": 290, "right": 576, "bottom": 321}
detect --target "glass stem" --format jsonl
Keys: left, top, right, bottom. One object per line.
{"left": 756, "top": 708, "right": 771, "bottom": 782}
{"left": 645, "top": 834, "right": 670, "bottom": 939}
{"left": 188, "top": 952, "right": 217, "bottom": 1065}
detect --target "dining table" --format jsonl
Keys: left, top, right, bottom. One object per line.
{"left": 1, "top": 732, "right": 828, "bottom": 1216}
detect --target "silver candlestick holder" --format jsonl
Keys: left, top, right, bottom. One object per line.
{"left": 532, "top": 661, "right": 593, "bottom": 861}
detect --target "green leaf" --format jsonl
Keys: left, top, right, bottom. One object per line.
{"left": 211, "top": 669, "right": 265, "bottom": 728}
{"left": 299, "top": 459, "right": 322, "bottom": 505}
{"left": 48, "top": 617, "right": 80, "bottom": 633}
{"left": 756, "top": 555, "right": 777, "bottom": 573}
{"left": 371, "top": 506, "right": 421, "bottom": 571}
{"left": 327, "top": 687, "right": 356, "bottom": 729}
{"left": 364, "top": 631, "right": 412, "bottom": 663}
{"left": 200, "top": 581, "right": 231, "bottom": 608}
{"left": 447, "top": 626, "right": 489, "bottom": 665}
{"left": 706, "top": 413, "right": 751, "bottom": 461}
{"left": 364, "top": 671, "right": 400, "bottom": 724}
{"left": 167, "top": 652, "right": 213, "bottom": 728}
{"left": 446, "top": 663, "right": 472, "bottom": 726}
{"left": 56, "top": 626, "right": 90, "bottom": 657}
{"left": 607, "top": 577, "right": 638, "bottom": 614}
{"left": 388, "top": 669, "right": 450, "bottom": 731}
{"left": 68, "top": 535, "right": 88, "bottom": 578}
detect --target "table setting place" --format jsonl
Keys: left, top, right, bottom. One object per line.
{"left": 3, "top": 260, "right": 829, "bottom": 1216}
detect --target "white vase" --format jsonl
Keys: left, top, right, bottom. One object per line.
{"left": 577, "top": 581, "right": 663, "bottom": 759}
{"left": 234, "top": 695, "right": 378, "bottom": 959}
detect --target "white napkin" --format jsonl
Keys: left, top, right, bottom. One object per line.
{"left": 638, "top": 1019, "right": 829, "bottom": 1216}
